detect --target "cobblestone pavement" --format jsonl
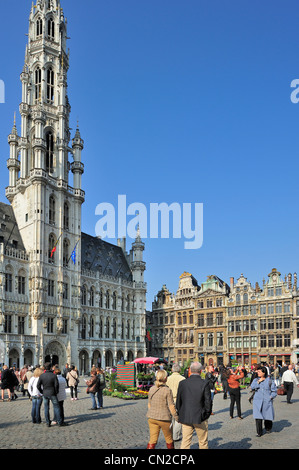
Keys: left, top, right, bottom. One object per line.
{"left": 0, "top": 382, "right": 298, "bottom": 450}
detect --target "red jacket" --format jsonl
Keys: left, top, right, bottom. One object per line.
{"left": 228, "top": 372, "right": 244, "bottom": 389}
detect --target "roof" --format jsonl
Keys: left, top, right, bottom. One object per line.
{"left": 0, "top": 202, "right": 26, "bottom": 251}
{"left": 81, "top": 232, "right": 132, "bottom": 281}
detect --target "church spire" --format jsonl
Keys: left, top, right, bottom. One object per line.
{"left": 6, "top": 0, "right": 84, "bottom": 260}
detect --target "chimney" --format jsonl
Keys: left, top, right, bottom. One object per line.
{"left": 230, "top": 277, "right": 234, "bottom": 290}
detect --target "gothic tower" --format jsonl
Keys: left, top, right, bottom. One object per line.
{"left": 5, "top": 0, "right": 84, "bottom": 357}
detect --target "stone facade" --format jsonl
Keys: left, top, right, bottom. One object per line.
{"left": 151, "top": 269, "right": 299, "bottom": 366}
{"left": 0, "top": 0, "right": 147, "bottom": 372}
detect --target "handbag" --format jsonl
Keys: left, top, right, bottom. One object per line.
{"left": 248, "top": 389, "right": 256, "bottom": 404}
{"left": 277, "top": 385, "right": 286, "bottom": 396}
{"left": 86, "top": 387, "right": 90, "bottom": 394}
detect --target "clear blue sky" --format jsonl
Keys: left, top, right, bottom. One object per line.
{"left": 0, "top": 0, "right": 299, "bottom": 309}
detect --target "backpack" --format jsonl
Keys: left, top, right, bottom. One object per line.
{"left": 97, "top": 373, "right": 106, "bottom": 390}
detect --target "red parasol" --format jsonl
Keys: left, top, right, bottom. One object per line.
{"left": 133, "top": 357, "right": 161, "bottom": 364}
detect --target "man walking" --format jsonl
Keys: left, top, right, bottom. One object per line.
{"left": 166, "top": 363, "right": 185, "bottom": 441}
{"left": 176, "top": 362, "right": 212, "bottom": 449}
{"left": 281, "top": 364, "right": 299, "bottom": 404}
{"left": 37, "top": 362, "right": 68, "bottom": 427}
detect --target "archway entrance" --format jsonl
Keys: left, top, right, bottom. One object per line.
{"left": 105, "top": 350, "right": 113, "bottom": 368}
{"left": 92, "top": 350, "right": 101, "bottom": 368}
{"left": 45, "top": 354, "right": 59, "bottom": 367}
{"left": 24, "top": 348, "right": 33, "bottom": 366}
{"left": 79, "top": 350, "right": 89, "bottom": 375}
{"left": 9, "top": 349, "right": 20, "bottom": 368}
{"left": 117, "top": 350, "right": 124, "bottom": 363}
{"left": 45, "top": 341, "right": 66, "bottom": 369}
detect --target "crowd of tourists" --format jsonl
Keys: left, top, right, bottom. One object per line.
{"left": 0, "top": 362, "right": 106, "bottom": 427}
{"left": 146, "top": 361, "right": 299, "bottom": 449}
{"left": 0, "top": 360, "right": 298, "bottom": 447}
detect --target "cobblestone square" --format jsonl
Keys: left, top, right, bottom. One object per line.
{"left": 0, "top": 383, "right": 298, "bottom": 450}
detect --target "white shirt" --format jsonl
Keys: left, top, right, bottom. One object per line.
{"left": 282, "top": 370, "right": 299, "bottom": 385}
{"left": 28, "top": 376, "right": 43, "bottom": 397}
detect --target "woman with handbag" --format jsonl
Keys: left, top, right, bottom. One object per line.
{"left": 66, "top": 365, "right": 79, "bottom": 401}
{"left": 250, "top": 366, "right": 277, "bottom": 437}
{"left": 146, "top": 369, "right": 179, "bottom": 449}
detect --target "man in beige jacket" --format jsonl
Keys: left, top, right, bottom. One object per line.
{"left": 166, "top": 363, "right": 185, "bottom": 441}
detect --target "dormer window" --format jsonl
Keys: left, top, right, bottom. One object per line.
{"left": 48, "top": 18, "right": 55, "bottom": 40}
{"left": 36, "top": 18, "right": 43, "bottom": 37}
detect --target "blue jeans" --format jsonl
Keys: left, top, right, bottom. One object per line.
{"left": 43, "top": 395, "right": 62, "bottom": 425}
{"left": 90, "top": 392, "right": 100, "bottom": 409}
{"left": 31, "top": 396, "right": 42, "bottom": 423}
{"left": 97, "top": 389, "right": 103, "bottom": 408}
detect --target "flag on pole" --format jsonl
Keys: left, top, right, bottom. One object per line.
{"left": 146, "top": 329, "right": 152, "bottom": 341}
{"left": 50, "top": 232, "right": 62, "bottom": 258}
{"left": 69, "top": 237, "right": 80, "bottom": 265}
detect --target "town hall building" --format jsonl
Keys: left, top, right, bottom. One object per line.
{"left": 0, "top": 0, "right": 147, "bottom": 372}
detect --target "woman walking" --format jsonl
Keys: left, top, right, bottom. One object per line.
{"left": 281, "top": 364, "right": 299, "bottom": 404}
{"left": 66, "top": 365, "right": 79, "bottom": 401}
{"left": 227, "top": 366, "right": 244, "bottom": 419}
{"left": 146, "top": 369, "right": 179, "bottom": 449}
{"left": 0, "top": 365, "right": 14, "bottom": 401}
{"left": 250, "top": 366, "right": 277, "bottom": 437}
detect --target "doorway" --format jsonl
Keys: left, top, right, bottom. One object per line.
{"left": 45, "top": 354, "right": 59, "bottom": 367}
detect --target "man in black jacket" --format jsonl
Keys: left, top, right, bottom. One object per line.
{"left": 176, "top": 362, "right": 212, "bottom": 449}
{"left": 37, "top": 363, "right": 68, "bottom": 427}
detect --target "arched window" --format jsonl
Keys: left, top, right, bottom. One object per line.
{"left": 105, "top": 290, "right": 110, "bottom": 309}
{"left": 112, "top": 318, "right": 117, "bottom": 339}
{"left": 48, "top": 233, "right": 56, "bottom": 263}
{"left": 36, "top": 18, "right": 43, "bottom": 37}
{"left": 112, "top": 292, "right": 117, "bottom": 310}
{"left": 5, "top": 266, "right": 13, "bottom": 293}
{"left": 99, "top": 289, "right": 103, "bottom": 308}
{"left": 89, "top": 287, "right": 95, "bottom": 306}
{"left": 81, "top": 316, "right": 87, "bottom": 339}
{"left": 35, "top": 67, "right": 41, "bottom": 102}
{"left": 46, "top": 133, "right": 54, "bottom": 173}
{"left": 90, "top": 317, "right": 94, "bottom": 338}
{"left": 46, "top": 67, "right": 54, "bottom": 104}
{"left": 81, "top": 286, "right": 87, "bottom": 306}
{"left": 49, "top": 195, "right": 55, "bottom": 225}
{"left": 63, "top": 239, "right": 69, "bottom": 267}
{"left": 17, "top": 269, "right": 26, "bottom": 295}
{"left": 99, "top": 317, "right": 103, "bottom": 338}
{"left": 48, "top": 18, "right": 55, "bottom": 39}
{"left": 105, "top": 318, "right": 110, "bottom": 338}
{"left": 63, "top": 202, "right": 69, "bottom": 230}
{"left": 121, "top": 320, "right": 125, "bottom": 339}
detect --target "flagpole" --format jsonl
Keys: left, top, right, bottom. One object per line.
{"left": 67, "top": 236, "right": 80, "bottom": 265}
